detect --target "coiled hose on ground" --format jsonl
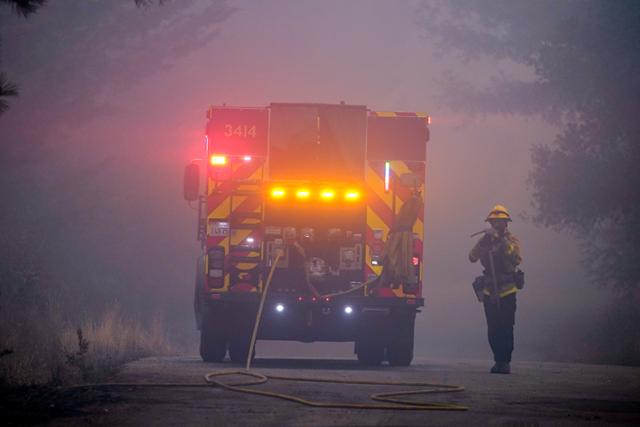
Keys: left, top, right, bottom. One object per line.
{"left": 69, "top": 251, "right": 468, "bottom": 412}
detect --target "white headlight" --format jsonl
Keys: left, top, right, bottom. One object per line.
{"left": 344, "top": 305, "right": 353, "bottom": 315}
{"left": 275, "top": 304, "right": 285, "bottom": 313}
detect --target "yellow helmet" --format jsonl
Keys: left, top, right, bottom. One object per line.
{"left": 485, "top": 204, "right": 512, "bottom": 222}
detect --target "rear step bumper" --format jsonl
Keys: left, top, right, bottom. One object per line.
{"left": 201, "top": 294, "right": 423, "bottom": 342}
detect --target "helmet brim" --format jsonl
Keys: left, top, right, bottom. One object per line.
{"left": 486, "top": 216, "right": 512, "bottom": 222}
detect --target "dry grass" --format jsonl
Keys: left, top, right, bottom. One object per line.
{"left": 61, "top": 305, "right": 170, "bottom": 382}
{"left": 0, "top": 303, "right": 171, "bottom": 386}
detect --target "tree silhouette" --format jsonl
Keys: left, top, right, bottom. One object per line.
{"left": 0, "top": 1, "right": 46, "bottom": 115}
{"left": 0, "top": 73, "right": 18, "bottom": 113}
{"left": 418, "top": 0, "right": 640, "bottom": 294}
{"left": 0, "top": 0, "right": 45, "bottom": 17}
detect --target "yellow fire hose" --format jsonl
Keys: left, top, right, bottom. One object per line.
{"left": 69, "top": 252, "right": 468, "bottom": 412}
{"left": 202, "top": 252, "right": 468, "bottom": 411}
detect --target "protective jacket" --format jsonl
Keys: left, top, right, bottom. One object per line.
{"left": 469, "top": 230, "right": 522, "bottom": 298}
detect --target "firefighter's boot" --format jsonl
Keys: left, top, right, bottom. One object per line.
{"left": 490, "top": 362, "right": 511, "bottom": 374}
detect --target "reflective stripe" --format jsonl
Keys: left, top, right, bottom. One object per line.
{"left": 482, "top": 285, "right": 518, "bottom": 298}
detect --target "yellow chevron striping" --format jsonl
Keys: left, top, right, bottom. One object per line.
{"left": 208, "top": 197, "right": 231, "bottom": 219}
{"left": 366, "top": 206, "right": 390, "bottom": 237}
{"left": 415, "top": 218, "right": 424, "bottom": 237}
{"left": 236, "top": 262, "right": 258, "bottom": 270}
{"left": 231, "top": 195, "right": 248, "bottom": 209}
{"left": 249, "top": 167, "right": 263, "bottom": 180}
{"left": 230, "top": 229, "right": 253, "bottom": 245}
{"left": 366, "top": 164, "right": 393, "bottom": 208}
{"left": 390, "top": 160, "right": 411, "bottom": 177}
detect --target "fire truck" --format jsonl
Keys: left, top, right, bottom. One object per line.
{"left": 183, "top": 102, "right": 429, "bottom": 366}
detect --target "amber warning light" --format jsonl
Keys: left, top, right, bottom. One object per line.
{"left": 296, "top": 189, "right": 311, "bottom": 199}
{"left": 269, "top": 187, "right": 362, "bottom": 202}
{"left": 344, "top": 190, "right": 360, "bottom": 201}
{"left": 320, "top": 189, "right": 336, "bottom": 200}
{"left": 271, "top": 188, "right": 286, "bottom": 199}
{"left": 210, "top": 155, "right": 227, "bottom": 166}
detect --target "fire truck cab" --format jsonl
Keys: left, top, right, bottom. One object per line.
{"left": 184, "top": 102, "right": 429, "bottom": 366}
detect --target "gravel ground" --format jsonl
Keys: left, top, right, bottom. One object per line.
{"left": 37, "top": 356, "right": 640, "bottom": 426}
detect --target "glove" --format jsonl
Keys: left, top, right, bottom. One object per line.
{"left": 479, "top": 228, "right": 499, "bottom": 247}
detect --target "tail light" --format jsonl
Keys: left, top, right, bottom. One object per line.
{"left": 370, "top": 229, "right": 384, "bottom": 266}
{"left": 207, "top": 246, "right": 225, "bottom": 288}
{"left": 210, "top": 155, "right": 227, "bottom": 166}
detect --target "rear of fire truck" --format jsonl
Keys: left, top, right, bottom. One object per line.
{"left": 183, "top": 102, "right": 429, "bottom": 366}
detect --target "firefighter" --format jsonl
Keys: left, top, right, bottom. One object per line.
{"left": 469, "top": 204, "right": 522, "bottom": 374}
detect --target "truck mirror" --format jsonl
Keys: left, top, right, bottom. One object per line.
{"left": 183, "top": 163, "right": 200, "bottom": 201}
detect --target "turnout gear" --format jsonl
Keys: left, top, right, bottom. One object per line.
{"left": 469, "top": 204, "right": 522, "bottom": 373}
{"left": 469, "top": 230, "right": 522, "bottom": 298}
{"left": 485, "top": 204, "right": 512, "bottom": 222}
{"left": 484, "top": 293, "right": 516, "bottom": 367}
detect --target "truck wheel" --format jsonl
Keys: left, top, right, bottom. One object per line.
{"left": 387, "top": 313, "right": 415, "bottom": 366}
{"left": 228, "top": 336, "right": 255, "bottom": 365}
{"left": 356, "top": 339, "right": 385, "bottom": 366}
{"left": 200, "top": 312, "right": 227, "bottom": 363}
{"left": 194, "top": 257, "right": 205, "bottom": 330}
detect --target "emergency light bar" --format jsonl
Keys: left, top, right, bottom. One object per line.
{"left": 268, "top": 186, "right": 361, "bottom": 202}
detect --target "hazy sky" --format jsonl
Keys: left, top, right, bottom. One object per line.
{"left": 0, "top": 0, "right": 609, "bottom": 361}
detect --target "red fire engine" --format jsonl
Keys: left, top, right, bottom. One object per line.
{"left": 184, "top": 102, "right": 429, "bottom": 366}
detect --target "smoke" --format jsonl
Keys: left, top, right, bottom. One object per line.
{"left": 0, "top": 0, "right": 613, "bottom": 365}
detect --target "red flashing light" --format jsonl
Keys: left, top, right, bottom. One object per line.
{"left": 311, "top": 297, "right": 317, "bottom": 302}
{"left": 324, "top": 297, "right": 331, "bottom": 302}
{"left": 412, "top": 256, "right": 420, "bottom": 266}
{"left": 297, "top": 296, "right": 304, "bottom": 302}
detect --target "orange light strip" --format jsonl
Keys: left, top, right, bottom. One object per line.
{"left": 269, "top": 187, "right": 363, "bottom": 202}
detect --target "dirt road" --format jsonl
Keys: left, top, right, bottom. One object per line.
{"left": 47, "top": 356, "right": 640, "bottom": 426}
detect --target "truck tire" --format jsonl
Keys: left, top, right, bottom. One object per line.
{"left": 356, "top": 339, "right": 385, "bottom": 366}
{"left": 387, "top": 313, "right": 415, "bottom": 366}
{"left": 228, "top": 336, "right": 255, "bottom": 365}
{"left": 200, "top": 311, "right": 227, "bottom": 363}
{"left": 194, "top": 257, "right": 205, "bottom": 331}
